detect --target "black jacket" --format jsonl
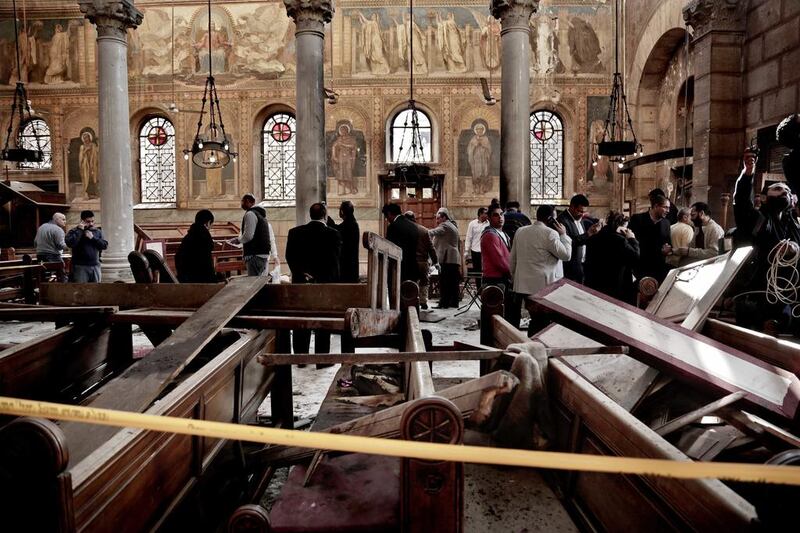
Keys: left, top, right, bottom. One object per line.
{"left": 175, "top": 222, "right": 216, "bottom": 283}
{"left": 242, "top": 206, "right": 271, "bottom": 257}
{"left": 733, "top": 170, "right": 800, "bottom": 289}
{"left": 65, "top": 226, "right": 108, "bottom": 266}
{"left": 585, "top": 226, "right": 640, "bottom": 305}
{"left": 628, "top": 211, "right": 671, "bottom": 282}
{"left": 331, "top": 215, "right": 360, "bottom": 283}
{"left": 286, "top": 220, "right": 342, "bottom": 283}
{"left": 386, "top": 215, "right": 420, "bottom": 282}
{"left": 557, "top": 209, "right": 592, "bottom": 283}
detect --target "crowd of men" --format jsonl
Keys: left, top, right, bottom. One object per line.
{"left": 29, "top": 113, "right": 800, "bottom": 337}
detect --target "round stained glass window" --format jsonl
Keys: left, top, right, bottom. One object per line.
{"left": 271, "top": 122, "right": 292, "bottom": 143}
{"left": 147, "top": 126, "right": 168, "bottom": 146}
{"left": 531, "top": 119, "right": 554, "bottom": 141}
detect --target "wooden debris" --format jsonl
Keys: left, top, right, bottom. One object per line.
{"left": 534, "top": 280, "right": 800, "bottom": 421}
{"left": 335, "top": 394, "right": 405, "bottom": 408}
{"left": 653, "top": 391, "right": 747, "bottom": 436}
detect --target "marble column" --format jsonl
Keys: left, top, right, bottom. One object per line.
{"left": 491, "top": 0, "right": 538, "bottom": 213}
{"left": 78, "top": 0, "right": 142, "bottom": 281}
{"left": 683, "top": 0, "right": 746, "bottom": 226}
{"left": 284, "top": 0, "right": 333, "bottom": 225}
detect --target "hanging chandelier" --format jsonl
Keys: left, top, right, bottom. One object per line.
{"left": 392, "top": 0, "right": 429, "bottom": 181}
{"left": 1, "top": 0, "right": 44, "bottom": 165}
{"left": 183, "top": 0, "right": 237, "bottom": 169}
{"left": 596, "top": 0, "right": 642, "bottom": 168}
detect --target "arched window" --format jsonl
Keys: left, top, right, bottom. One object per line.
{"left": 529, "top": 110, "right": 564, "bottom": 202}
{"left": 262, "top": 112, "right": 297, "bottom": 202}
{"left": 17, "top": 118, "right": 52, "bottom": 170}
{"left": 390, "top": 108, "right": 432, "bottom": 163}
{"left": 138, "top": 116, "right": 176, "bottom": 203}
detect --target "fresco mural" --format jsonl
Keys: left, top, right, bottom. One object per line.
{"left": 457, "top": 119, "right": 500, "bottom": 196}
{"left": 346, "top": 3, "right": 611, "bottom": 78}
{"left": 127, "top": 4, "right": 294, "bottom": 83}
{"left": 0, "top": 18, "right": 82, "bottom": 86}
{"left": 326, "top": 120, "right": 367, "bottom": 196}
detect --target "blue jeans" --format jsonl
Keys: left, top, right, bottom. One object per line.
{"left": 244, "top": 255, "right": 267, "bottom": 276}
{"left": 72, "top": 264, "right": 101, "bottom": 282}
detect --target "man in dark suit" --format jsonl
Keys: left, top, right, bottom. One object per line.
{"left": 286, "top": 202, "right": 342, "bottom": 359}
{"left": 382, "top": 203, "right": 419, "bottom": 282}
{"left": 628, "top": 192, "right": 673, "bottom": 284}
{"left": 404, "top": 211, "right": 437, "bottom": 309}
{"left": 329, "top": 200, "right": 360, "bottom": 283}
{"left": 557, "top": 194, "right": 602, "bottom": 284}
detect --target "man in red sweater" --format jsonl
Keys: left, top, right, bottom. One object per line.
{"left": 480, "top": 205, "right": 511, "bottom": 293}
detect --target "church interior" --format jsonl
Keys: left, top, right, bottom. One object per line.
{"left": 1, "top": 0, "right": 800, "bottom": 531}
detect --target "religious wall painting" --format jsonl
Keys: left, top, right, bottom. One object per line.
{"left": 189, "top": 126, "right": 238, "bottom": 200}
{"left": 347, "top": 6, "right": 508, "bottom": 78}
{"left": 67, "top": 127, "right": 100, "bottom": 201}
{"left": 457, "top": 119, "right": 500, "bottom": 197}
{"left": 0, "top": 18, "right": 82, "bottom": 87}
{"left": 326, "top": 119, "right": 367, "bottom": 197}
{"left": 532, "top": 4, "right": 612, "bottom": 77}
{"left": 586, "top": 95, "right": 612, "bottom": 197}
{"left": 134, "top": 5, "right": 294, "bottom": 84}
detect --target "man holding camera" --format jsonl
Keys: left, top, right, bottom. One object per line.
{"left": 65, "top": 210, "right": 108, "bottom": 283}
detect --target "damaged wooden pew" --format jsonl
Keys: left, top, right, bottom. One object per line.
{"left": 0, "top": 277, "right": 278, "bottom": 532}
{"left": 229, "top": 282, "right": 521, "bottom": 533}
{"left": 490, "top": 279, "right": 800, "bottom": 530}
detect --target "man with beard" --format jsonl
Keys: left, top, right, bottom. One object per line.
{"left": 671, "top": 202, "right": 724, "bottom": 266}
{"left": 733, "top": 146, "right": 800, "bottom": 332}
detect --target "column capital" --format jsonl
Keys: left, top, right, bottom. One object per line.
{"left": 78, "top": 0, "right": 143, "bottom": 40}
{"left": 490, "top": 0, "right": 538, "bottom": 31}
{"left": 283, "top": 0, "right": 334, "bottom": 33}
{"left": 683, "top": 0, "right": 746, "bottom": 39}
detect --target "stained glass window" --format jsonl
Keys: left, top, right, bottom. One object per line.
{"left": 391, "top": 108, "right": 432, "bottom": 163}
{"left": 17, "top": 118, "right": 52, "bottom": 170}
{"left": 530, "top": 110, "right": 564, "bottom": 202}
{"left": 262, "top": 113, "right": 296, "bottom": 202}
{"left": 138, "top": 116, "right": 176, "bottom": 203}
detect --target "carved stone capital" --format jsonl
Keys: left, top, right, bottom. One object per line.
{"left": 490, "top": 0, "right": 538, "bottom": 32}
{"left": 683, "top": 0, "right": 746, "bottom": 38}
{"left": 284, "top": 0, "right": 334, "bottom": 33}
{"left": 79, "top": 0, "right": 143, "bottom": 40}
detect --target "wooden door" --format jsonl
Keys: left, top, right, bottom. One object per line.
{"left": 381, "top": 174, "right": 442, "bottom": 230}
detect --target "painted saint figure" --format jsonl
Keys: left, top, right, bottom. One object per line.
{"left": 394, "top": 12, "right": 427, "bottom": 75}
{"left": 79, "top": 131, "right": 99, "bottom": 199}
{"left": 468, "top": 123, "right": 492, "bottom": 195}
{"left": 435, "top": 12, "right": 466, "bottom": 73}
{"left": 567, "top": 17, "right": 603, "bottom": 73}
{"left": 480, "top": 15, "right": 501, "bottom": 71}
{"left": 331, "top": 123, "right": 359, "bottom": 195}
{"left": 356, "top": 12, "right": 390, "bottom": 75}
{"left": 44, "top": 24, "right": 70, "bottom": 84}
{"left": 194, "top": 20, "right": 231, "bottom": 74}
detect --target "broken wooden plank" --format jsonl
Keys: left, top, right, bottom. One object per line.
{"left": 0, "top": 306, "right": 118, "bottom": 321}
{"left": 681, "top": 247, "right": 752, "bottom": 331}
{"left": 344, "top": 308, "right": 401, "bottom": 338}
{"left": 256, "top": 370, "right": 518, "bottom": 465}
{"left": 405, "top": 306, "right": 434, "bottom": 400}
{"left": 530, "top": 322, "right": 656, "bottom": 411}
{"left": 646, "top": 253, "right": 732, "bottom": 322}
{"left": 58, "top": 276, "right": 270, "bottom": 464}
{"left": 719, "top": 408, "right": 800, "bottom": 448}
{"left": 40, "top": 282, "right": 369, "bottom": 312}
{"left": 703, "top": 318, "right": 800, "bottom": 375}
{"left": 654, "top": 391, "right": 748, "bottom": 437}
{"left": 258, "top": 349, "right": 505, "bottom": 366}
{"left": 109, "top": 309, "right": 346, "bottom": 331}
{"left": 534, "top": 280, "right": 800, "bottom": 421}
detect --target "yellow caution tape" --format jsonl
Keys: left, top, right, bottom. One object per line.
{"left": 1, "top": 395, "right": 799, "bottom": 485}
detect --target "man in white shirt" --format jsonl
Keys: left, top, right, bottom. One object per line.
{"left": 668, "top": 208, "right": 694, "bottom": 267}
{"left": 672, "top": 201, "right": 725, "bottom": 266}
{"left": 511, "top": 204, "right": 571, "bottom": 334}
{"left": 464, "top": 207, "right": 489, "bottom": 274}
